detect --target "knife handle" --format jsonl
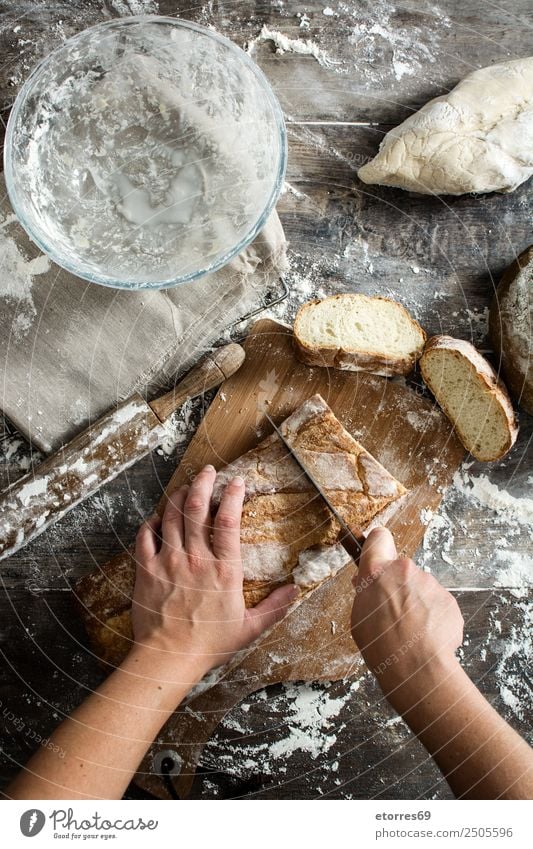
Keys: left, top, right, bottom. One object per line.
{"left": 149, "top": 343, "right": 245, "bottom": 423}
{"left": 338, "top": 530, "right": 363, "bottom": 563}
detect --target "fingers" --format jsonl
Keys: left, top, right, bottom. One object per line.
{"left": 161, "top": 485, "right": 188, "bottom": 554}
{"left": 245, "top": 583, "right": 300, "bottom": 641}
{"left": 135, "top": 514, "right": 162, "bottom": 563}
{"left": 356, "top": 526, "right": 398, "bottom": 586}
{"left": 212, "top": 477, "right": 245, "bottom": 562}
{"left": 183, "top": 466, "right": 217, "bottom": 556}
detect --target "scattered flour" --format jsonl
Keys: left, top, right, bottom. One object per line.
{"left": 342, "top": 0, "right": 451, "bottom": 83}
{"left": 453, "top": 469, "right": 533, "bottom": 527}
{"left": 0, "top": 222, "right": 50, "bottom": 339}
{"left": 269, "top": 684, "right": 346, "bottom": 759}
{"left": 494, "top": 550, "right": 533, "bottom": 598}
{"left": 107, "top": 0, "right": 159, "bottom": 15}
{"left": 203, "top": 679, "right": 364, "bottom": 778}
{"left": 491, "top": 601, "right": 532, "bottom": 723}
{"left": 248, "top": 24, "right": 339, "bottom": 70}
{"left": 405, "top": 408, "right": 439, "bottom": 431}
{"left": 157, "top": 396, "right": 201, "bottom": 457}
{"left": 465, "top": 307, "right": 490, "bottom": 344}
{"left": 420, "top": 507, "right": 433, "bottom": 525}
{"left": 421, "top": 508, "right": 455, "bottom": 566}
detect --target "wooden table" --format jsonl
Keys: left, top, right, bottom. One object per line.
{"left": 0, "top": 0, "right": 531, "bottom": 799}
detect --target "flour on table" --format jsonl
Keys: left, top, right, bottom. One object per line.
{"left": 420, "top": 508, "right": 455, "bottom": 568}
{"left": 453, "top": 469, "right": 533, "bottom": 527}
{"left": 342, "top": 0, "right": 451, "bottom": 83}
{"left": 247, "top": 24, "right": 339, "bottom": 70}
{"left": 203, "top": 680, "right": 362, "bottom": 778}
{"left": 0, "top": 223, "right": 50, "bottom": 339}
{"left": 107, "top": 0, "right": 159, "bottom": 15}
{"left": 486, "top": 600, "right": 532, "bottom": 723}
{"left": 494, "top": 550, "right": 533, "bottom": 598}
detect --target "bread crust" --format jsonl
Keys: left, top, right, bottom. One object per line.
{"left": 420, "top": 336, "right": 519, "bottom": 461}
{"left": 489, "top": 246, "right": 533, "bottom": 415}
{"left": 293, "top": 294, "right": 426, "bottom": 376}
{"left": 213, "top": 394, "right": 407, "bottom": 603}
{"left": 76, "top": 395, "right": 407, "bottom": 666}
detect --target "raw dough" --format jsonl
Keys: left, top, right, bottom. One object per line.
{"left": 358, "top": 58, "right": 533, "bottom": 196}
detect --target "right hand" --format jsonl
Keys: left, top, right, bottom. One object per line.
{"left": 350, "top": 527, "right": 464, "bottom": 707}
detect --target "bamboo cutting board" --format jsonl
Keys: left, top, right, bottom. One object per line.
{"left": 77, "top": 319, "right": 465, "bottom": 798}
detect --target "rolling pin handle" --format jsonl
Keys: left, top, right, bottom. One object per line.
{"left": 148, "top": 343, "right": 245, "bottom": 423}
{"left": 210, "top": 342, "right": 246, "bottom": 380}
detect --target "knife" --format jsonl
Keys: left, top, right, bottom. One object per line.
{"left": 264, "top": 412, "right": 362, "bottom": 561}
{"left": 0, "top": 343, "right": 245, "bottom": 562}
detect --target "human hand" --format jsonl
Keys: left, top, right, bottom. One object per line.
{"left": 350, "top": 527, "right": 464, "bottom": 710}
{"left": 131, "top": 465, "right": 298, "bottom": 681}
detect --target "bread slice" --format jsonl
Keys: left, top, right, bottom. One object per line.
{"left": 212, "top": 394, "right": 407, "bottom": 606}
{"left": 420, "top": 337, "right": 518, "bottom": 462}
{"left": 293, "top": 294, "right": 426, "bottom": 376}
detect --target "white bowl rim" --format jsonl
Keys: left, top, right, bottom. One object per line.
{"left": 3, "top": 15, "right": 288, "bottom": 290}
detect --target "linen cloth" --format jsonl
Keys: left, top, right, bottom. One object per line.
{"left": 0, "top": 173, "right": 288, "bottom": 452}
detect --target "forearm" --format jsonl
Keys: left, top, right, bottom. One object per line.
{"left": 7, "top": 647, "right": 206, "bottom": 800}
{"left": 386, "top": 659, "right": 533, "bottom": 799}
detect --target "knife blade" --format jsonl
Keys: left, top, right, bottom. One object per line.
{"left": 264, "top": 412, "right": 362, "bottom": 561}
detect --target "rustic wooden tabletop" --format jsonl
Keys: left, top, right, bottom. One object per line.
{"left": 0, "top": 0, "right": 531, "bottom": 800}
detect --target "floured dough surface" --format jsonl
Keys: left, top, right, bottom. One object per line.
{"left": 358, "top": 58, "right": 533, "bottom": 196}
{"left": 212, "top": 394, "right": 407, "bottom": 604}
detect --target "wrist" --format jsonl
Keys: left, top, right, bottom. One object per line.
{"left": 380, "top": 652, "right": 466, "bottom": 717}
{"left": 121, "top": 641, "right": 211, "bottom": 694}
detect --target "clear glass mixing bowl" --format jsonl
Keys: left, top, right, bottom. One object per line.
{"left": 4, "top": 16, "right": 287, "bottom": 290}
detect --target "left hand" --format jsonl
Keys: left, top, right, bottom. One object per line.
{"left": 131, "top": 465, "right": 298, "bottom": 677}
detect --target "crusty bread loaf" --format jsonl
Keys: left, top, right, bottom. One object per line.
{"left": 76, "top": 395, "right": 407, "bottom": 665}
{"left": 293, "top": 294, "right": 426, "bottom": 376}
{"left": 419, "top": 336, "right": 518, "bottom": 462}
{"left": 489, "top": 246, "right": 533, "bottom": 415}
{"left": 212, "top": 394, "right": 407, "bottom": 606}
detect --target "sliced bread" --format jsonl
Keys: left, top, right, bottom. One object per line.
{"left": 293, "top": 294, "right": 426, "bottom": 376}
{"left": 212, "top": 394, "right": 407, "bottom": 606}
{"left": 419, "top": 336, "right": 518, "bottom": 462}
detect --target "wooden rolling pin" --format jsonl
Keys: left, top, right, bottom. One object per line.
{"left": 0, "top": 343, "right": 245, "bottom": 561}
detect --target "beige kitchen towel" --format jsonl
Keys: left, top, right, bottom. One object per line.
{"left": 0, "top": 174, "right": 288, "bottom": 453}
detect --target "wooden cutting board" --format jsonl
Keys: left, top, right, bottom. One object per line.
{"left": 79, "top": 318, "right": 465, "bottom": 798}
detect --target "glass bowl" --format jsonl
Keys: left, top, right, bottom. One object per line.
{"left": 4, "top": 16, "right": 287, "bottom": 290}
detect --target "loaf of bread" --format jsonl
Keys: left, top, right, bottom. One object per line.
{"left": 76, "top": 394, "right": 407, "bottom": 665}
{"left": 419, "top": 336, "right": 518, "bottom": 462}
{"left": 213, "top": 394, "right": 407, "bottom": 605}
{"left": 293, "top": 294, "right": 426, "bottom": 376}
{"left": 489, "top": 246, "right": 533, "bottom": 415}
